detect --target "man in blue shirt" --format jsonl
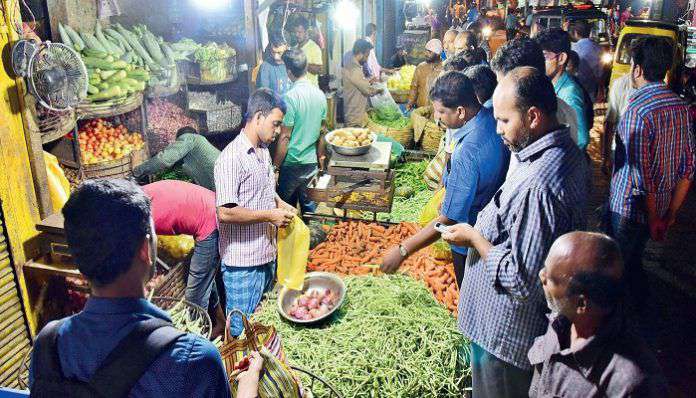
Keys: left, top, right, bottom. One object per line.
{"left": 536, "top": 28, "right": 590, "bottom": 151}
{"left": 570, "top": 20, "right": 601, "bottom": 102}
{"left": 381, "top": 71, "right": 509, "bottom": 287}
{"left": 256, "top": 34, "right": 291, "bottom": 95}
{"left": 29, "top": 179, "right": 232, "bottom": 397}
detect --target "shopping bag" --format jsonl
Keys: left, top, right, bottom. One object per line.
{"left": 369, "top": 82, "right": 399, "bottom": 111}
{"left": 277, "top": 216, "right": 309, "bottom": 291}
{"left": 223, "top": 310, "right": 301, "bottom": 398}
{"left": 419, "top": 188, "right": 452, "bottom": 261}
{"left": 423, "top": 149, "right": 447, "bottom": 190}
{"left": 419, "top": 187, "right": 445, "bottom": 227}
{"left": 43, "top": 151, "right": 71, "bottom": 212}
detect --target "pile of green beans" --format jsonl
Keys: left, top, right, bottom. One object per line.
{"left": 393, "top": 161, "right": 429, "bottom": 195}
{"left": 253, "top": 275, "right": 470, "bottom": 397}
{"left": 378, "top": 189, "right": 434, "bottom": 223}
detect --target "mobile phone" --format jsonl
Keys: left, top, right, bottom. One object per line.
{"left": 434, "top": 222, "right": 450, "bottom": 234}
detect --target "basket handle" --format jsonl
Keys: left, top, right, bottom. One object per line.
{"left": 225, "top": 309, "right": 259, "bottom": 352}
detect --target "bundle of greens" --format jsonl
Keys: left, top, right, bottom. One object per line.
{"left": 369, "top": 105, "right": 410, "bottom": 129}
{"left": 153, "top": 166, "right": 192, "bottom": 183}
{"left": 193, "top": 43, "right": 236, "bottom": 81}
{"left": 253, "top": 275, "right": 470, "bottom": 397}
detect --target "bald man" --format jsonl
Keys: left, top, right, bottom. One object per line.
{"left": 530, "top": 232, "right": 666, "bottom": 397}
{"left": 441, "top": 67, "right": 589, "bottom": 397}
{"left": 442, "top": 29, "right": 458, "bottom": 60}
{"left": 454, "top": 31, "right": 476, "bottom": 55}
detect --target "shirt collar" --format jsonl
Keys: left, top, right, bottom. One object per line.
{"left": 238, "top": 129, "right": 257, "bottom": 154}
{"left": 483, "top": 98, "right": 493, "bottom": 109}
{"left": 553, "top": 72, "right": 571, "bottom": 94}
{"left": 450, "top": 106, "right": 488, "bottom": 144}
{"left": 516, "top": 127, "right": 572, "bottom": 163}
{"left": 291, "top": 77, "right": 310, "bottom": 89}
{"left": 529, "top": 310, "right": 625, "bottom": 376}
{"left": 84, "top": 297, "right": 171, "bottom": 321}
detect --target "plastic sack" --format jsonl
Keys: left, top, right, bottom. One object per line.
{"left": 277, "top": 216, "right": 309, "bottom": 291}
{"left": 43, "top": 151, "right": 71, "bottom": 212}
{"left": 369, "top": 82, "right": 399, "bottom": 111}
{"left": 157, "top": 235, "right": 195, "bottom": 261}
{"left": 419, "top": 188, "right": 445, "bottom": 227}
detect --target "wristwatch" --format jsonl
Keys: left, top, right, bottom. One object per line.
{"left": 398, "top": 244, "right": 409, "bottom": 258}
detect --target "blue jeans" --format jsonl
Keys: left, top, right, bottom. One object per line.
{"left": 277, "top": 164, "right": 318, "bottom": 213}
{"left": 221, "top": 261, "right": 276, "bottom": 336}
{"left": 607, "top": 212, "right": 650, "bottom": 308}
{"left": 186, "top": 230, "right": 220, "bottom": 309}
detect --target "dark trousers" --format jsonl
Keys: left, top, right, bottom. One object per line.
{"left": 471, "top": 343, "right": 533, "bottom": 398}
{"left": 277, "top": 164, "right": 318, "bottom": 213}
{"left": 606, "top": 212, "right": 650, "bottom": 309}
{"left": 453, "top": 251, "right": 467, "bottom": 288}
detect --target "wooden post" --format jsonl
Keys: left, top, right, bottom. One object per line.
{"left": 243, "top": 0, "right": 261, "bottom": 93}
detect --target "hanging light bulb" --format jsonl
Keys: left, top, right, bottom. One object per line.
{"left": 334, "top": 0, "right": 360, "bottom": 31}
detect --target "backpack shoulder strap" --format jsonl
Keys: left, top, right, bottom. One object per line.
{"left": 88, "top": 318, "right": 186, "bottom": 397}
{"left": 32, "top": 319, "right": 67, "bottom": 382}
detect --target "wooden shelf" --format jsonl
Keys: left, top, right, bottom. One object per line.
{"left": 23, "top": 260, "right": 82, "bottom": 279}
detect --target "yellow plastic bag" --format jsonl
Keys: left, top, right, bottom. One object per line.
{"left": 277, "top": 216, "right": 309, "bottom": 291}
{"left": 158, "top": 235, "right": 195, "bottom": 260}
{"left": 44, "top": 151, "right": 71, "bottom": 212}
{"left": 418, "top": 188, "right": 452, "bottom": 261}
{"left": 418, "top": 188, "right": 446, "bottom": 227}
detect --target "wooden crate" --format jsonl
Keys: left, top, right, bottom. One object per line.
{"left": 307, "top": 172, "right": 395, "bottom": 213}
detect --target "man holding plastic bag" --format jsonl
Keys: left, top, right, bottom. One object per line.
{"left": 342, "top": 39, "right": 383, "bottom": 127}
{"left": 382, "top": 71, "right": 509, "bottom": 287}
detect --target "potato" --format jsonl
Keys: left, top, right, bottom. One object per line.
{"left": 360, "top": 139, "right": 371, "bottom": 146}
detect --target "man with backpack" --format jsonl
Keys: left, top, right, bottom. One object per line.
{"left": 29, "top": 179, "right": 232, "bottom": 397}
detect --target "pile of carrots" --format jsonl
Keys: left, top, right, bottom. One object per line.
{"left": 308, "top": 221, "right": 459, "bottom": 314}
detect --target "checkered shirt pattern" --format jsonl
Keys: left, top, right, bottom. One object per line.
{"left": 459, "top": 128, "right": 590, "bottom": 370}
{"left": 610, "top": 83, "right": 696, "bottom": 223}
{"left": 214, "top": 132, "right": 277, "bottom": 267}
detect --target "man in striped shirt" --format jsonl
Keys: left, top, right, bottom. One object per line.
{"left": 442, "top": 67, "right": 589, "bottom": 398}
{"left": 608, "top": 37, "right": 696, "bottom": 308}
{"left": 214, "top": 89, "right": 296, "bottom": 336}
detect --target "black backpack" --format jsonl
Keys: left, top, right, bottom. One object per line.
{"left": 30, "top": 318, "right": 185, "bottom": 398}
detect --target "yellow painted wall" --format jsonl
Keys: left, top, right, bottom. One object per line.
{"left": 0, "top": 0, "right": 41, "bottom": 334}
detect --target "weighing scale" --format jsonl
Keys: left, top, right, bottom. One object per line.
{"left": 307, "top": 142, "right": 396, "bottom": 214}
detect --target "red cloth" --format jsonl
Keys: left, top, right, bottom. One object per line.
{"left": 143, "top": 180, "right": 217, "bottom": 241}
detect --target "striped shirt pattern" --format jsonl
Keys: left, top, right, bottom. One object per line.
{"left": 214, "top": 132, "right": 277, "bottom": 267}
{"left": 459, "top": 128, "right": 589, "bottom": 370}
{"left": 610, "top": 83, "right": 696, "bottom": 223}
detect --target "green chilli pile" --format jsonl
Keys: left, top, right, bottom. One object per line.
{"left": 379, "top": 189, "right": 434, "bottom": 223}
{"left": 254, "top": 275, "right": 470, "bottom": 397}
{"left": 393, "top": 160, "right": 429, "bottom": 196}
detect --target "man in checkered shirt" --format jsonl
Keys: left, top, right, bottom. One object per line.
{"left": 442, "top": 67, "right": 589, "bottom": 397}
{"left": 215, "top": 89, "right": 296, "bottom": 337}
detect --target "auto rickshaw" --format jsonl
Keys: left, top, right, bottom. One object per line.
{"left": 609, "top": 19, "right": 684, "bottom": 88}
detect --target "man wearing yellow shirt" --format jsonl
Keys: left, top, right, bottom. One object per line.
{"left": 291, "top": 16, "right": 323, "bottom": 86}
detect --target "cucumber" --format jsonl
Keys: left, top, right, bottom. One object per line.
{"left": 88, "top": 86, "right": 123, "bottom": 102}
{"left": 104, "top": 28, "right": 132, "bottom": 51}
{"left": 81, "top": 32, "right": 107, "bottom": 53}
{"left": 58, "top": 23, "right": 73, "bottom": 47}
{"left": 64, "top": 25, "right": 84, "bottom": 51}
{"left": 83, "top": 48, "right": 108, "bottom": 59}
{"left": 89, "top": 77, "right": 101, "bottom": 86}
{"left": 99, "top": 70, "right": 118, "bottom": 80}
{"left": 115, "top": 24, "right": 157, "bottom": 67}
{"left": 141, "top": 31, "right": 165, "bottom": 64}
{"left": 82, "top": 56, "right": 116, "bottom": 70}
{"left": 98, "top": 82, "right": 110, "bottom": 90}
{"left": 95, "top": 21, "right": 123, "bottom": 56}
{"left": 126, "top": 69, "right": 150, "bottom": 81}
{"left": 87, "top": 84, "right": 99, "bottom": 95}
{"left": 106, "top": 70, "right": 127, "bottom": 83}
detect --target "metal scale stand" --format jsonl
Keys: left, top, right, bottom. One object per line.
{"left": 308, "top": 142, "right": 395, "bottom": 215}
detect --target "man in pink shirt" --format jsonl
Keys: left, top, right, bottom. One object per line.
{"left": 143, "top": 180, "right": 225, "bottom": 336}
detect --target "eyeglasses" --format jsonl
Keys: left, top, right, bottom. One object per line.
{"left": 543, "top": 51, "right": 559, "bottom": 60}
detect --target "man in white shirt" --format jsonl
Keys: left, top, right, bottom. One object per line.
{"left": 601, "top": 74, "right": 635, "bottom": 174}
{"left": 364, "top": 23, "right": 394, "bottom": 80}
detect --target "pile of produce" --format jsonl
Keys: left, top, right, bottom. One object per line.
{"left": 382, "top": 189, "right": 435, "bottom": 223}
{"left": 192, "top": 42, "right": 236, "bottom": 81}
{"left": 147, "top": 98, "right": 199, "bottom": 153}
{"left": 77, "top": 118, "right": 145, "bottom": 164}
{"left": 387, "top": 64, "right": 416, "bottom": 91}
{"left": 308, "top": 221, "right": 459, "bottom": 313}
{"left": 368, "top": 104, "right": 410, "bottom": 129}
{"left": 58, "top": 22, "right": 188, "bottom": 102}
{"left": 393, "top": 160, "right": 429, "bottom": 197}
{"left": 156, "top": 298, "right": 222, "bottom": 347}
{"left": 328, "top": 128, "right": 374, "bottom": 148}
{"left": 254, "top": 275, "right": 469, "bottom": 397}
{"left": 287, "top": 288, "right": 338, "bottom": 321}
